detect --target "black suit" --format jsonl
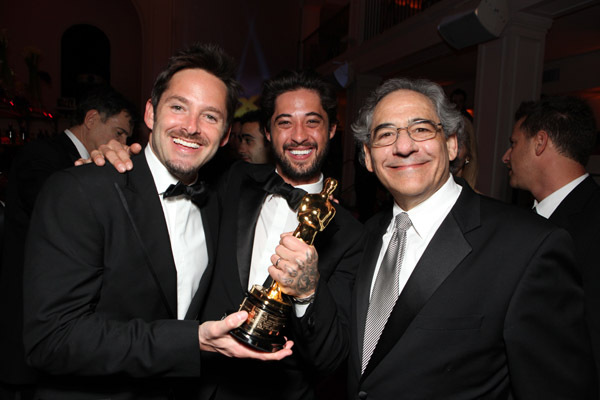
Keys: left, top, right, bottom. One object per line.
{"left": 198, "top": 162, "right": 364, "bottom": 400}
{"left": 548, "top": 175, "right": 600, "bottom": 387}
{"left": 348, "top": 179, "right": 596, "bottom": 399}
{"left": 22, "top": 153, "right": 218, "bottom": 399}
{"left": 0, "top": 132, "right": 80, "bottom": 386}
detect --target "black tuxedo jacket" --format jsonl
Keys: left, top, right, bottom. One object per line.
{"left": 0, "top": 132, "right": 80, "bottom": 385}
{"left": 348, "top": 179, "right": 596, "bottom": 399}
{"left": 198, "top": 162, "right": 364, "bottom": 400}
{"left": 22, "top": 153, "right": 218, "bottom": 399}
{"left": 549, "top": 176, "right": 600, "bottom": 386}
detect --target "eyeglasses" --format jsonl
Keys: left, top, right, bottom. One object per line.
{"left": 370, "top": 120, "right": 443, "bottom": 148}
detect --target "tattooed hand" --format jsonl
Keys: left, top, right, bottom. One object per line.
{"left": 269, "top": 233, "right": 320, "bottom": 298}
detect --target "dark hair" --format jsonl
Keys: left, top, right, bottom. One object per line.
{"left": 514, "top": 101, "right": 535, "bottom": 122}
{"left": 518, "top": 96, "right": 597, "bottom": 165}
{"left": 75, "top": 86, "right": 137, "bottom": 128}
{"left": 352, "top": 77, "right": 463, "bottom": 165}
{"left": 239, "top": 109, "right": 262, "bottom": 125}
{"left": 150, "top": 43, "right": 241, "bottom": 126}
{"left": 259, "top": 70, "right": 337, "bottom": 133}
{"left": 239, "top": 109, "right": 266, "bottom": 138}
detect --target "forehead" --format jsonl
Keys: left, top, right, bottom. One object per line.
{"left": 273, "top": 88, "right": 325, "bottom": 117}
{"left": 242, "top": 121, "right": 262, "bottom": 135}
{"left": 163, "top": 68, "right": 227, "bottom": 107}
{"left": 372, "top": 89, "right": 438, "bottom": 126}
{"left": 511, "top": 117, "right": 527, "bottom": 138}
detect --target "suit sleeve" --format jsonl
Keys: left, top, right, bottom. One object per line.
{"left": 504, "top": 228, "right": 597, "bottom": 399}
{"left": 23, "top": 170, "right": 202, "bottom": 378}
{"left": 291, "top": 218, "right": 365, "bottom": 375}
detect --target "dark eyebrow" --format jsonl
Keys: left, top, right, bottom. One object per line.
{"left": 372, "top": 122, "right": 397, "bottom": 132}
{"left": 274, "top": 113, "right": 292, "bottom": 122}
{"left": 164, "top": 95, "right": 189, "bottom": 105}
{"left": 372, "top": 118, "right": 437, "bottom": 131}
{"left": 164, "top": 95, "right": 225, "bottom": 118}
{"left": 305, "top": 112, "right": 324, "bottom": 119}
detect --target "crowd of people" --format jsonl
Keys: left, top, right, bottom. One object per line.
{"left": 0, "top": 42, "right": 598, "bottom": 400}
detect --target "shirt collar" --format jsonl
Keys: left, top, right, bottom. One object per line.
{"left": 534, "top": 173, "right": 588, "bottom": 218}
{"left": 64, "top": 129, "right": 90, "bottom": 159}
{"left": 145, "top": 144, "right": 180, "bottom": 195}
{"left": 274, "top": 169, "right": 324, "bottom": 194}
{"left": 391, "top": 175, "right": 462, "bottom": 239}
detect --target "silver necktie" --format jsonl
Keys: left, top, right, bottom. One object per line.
{"left": 362, "top": 212, "right": 412, "bottom": 373}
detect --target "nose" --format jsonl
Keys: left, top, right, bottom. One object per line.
{"left": 182, "top": 113, "right": 200, "bottom": 135}
{"left": 290, "top": 124, "right": 309, "bottom": 144}
{"left": 502, "top": 147, "right": 511, "bottom": 164}
{"left": 391, "top": 129, "right": 418, "bottom": 155}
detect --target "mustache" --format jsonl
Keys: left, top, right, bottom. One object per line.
{"left": 282, "top": 142, "right": 318, "bottom": 151}
{"left": 170, "top": 129, "right": 210, "bottom": 146}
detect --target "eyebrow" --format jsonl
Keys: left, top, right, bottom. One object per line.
{"left": 372, "top": 117, "right": 435, "bottom": 131}
{"left": 273, "top": 111, "right": 325, "bottom": 122}
{"left": 164, "top": 95, "right": 225, "bottom": 117}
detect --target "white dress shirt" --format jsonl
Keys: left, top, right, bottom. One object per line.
{"left": 64, "top": 129, "right": 90, "bottom": 159}
{"left": 533, "top": 173, "right": 588, "bottom": 219}
{"left": 248, "top": 172, "right": 324, "bottom": 288}
{"left": 248, "top": 172, "right": 324, "bottom": 317}
{"left": 370, "top": 176, "right": 462, "bottom": 298}
{"left": 145, "top": 145, "right": 208, "bottom": 319}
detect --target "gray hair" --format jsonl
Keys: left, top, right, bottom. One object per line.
{"left": 351, "top": 77, "right": 464, "bottom": 165}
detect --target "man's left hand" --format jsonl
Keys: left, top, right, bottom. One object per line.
{"left": 269, "top": 233, "right": 319, "bottom": 299}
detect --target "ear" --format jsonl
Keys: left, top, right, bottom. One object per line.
{"left": 533, "top": 130, "right": 548, "bottom": 156}
{"left": 329, "top": 123, "right": 337, "bottom": 140}
{"left": 84, "top": 110, "right": 99, "bottom": 129}
{"left": 363, "top": 143, "right": 374, "bottom": 172}
{"left": 143, "top": 99, "right": 154, "bottom": 131}
{"left": 220, "top": 126, "right": 231, "bottom": 147}
{"left": 265, "top": 128, "right": 272, "bottom": 143}
{"left": 446, "top": 134, "right": 458, "bottom": 161}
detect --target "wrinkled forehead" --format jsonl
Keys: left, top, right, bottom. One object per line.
{"left": 372, "top": 89, "right": 438, "bottom": 127}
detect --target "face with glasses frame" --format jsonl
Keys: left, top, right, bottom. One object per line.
{"left": 363, "top": 89, "right": 458, "bottom": 211}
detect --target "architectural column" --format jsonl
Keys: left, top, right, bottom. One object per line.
{"left": 474, "top": 12, "right": 552, "bottom": 200}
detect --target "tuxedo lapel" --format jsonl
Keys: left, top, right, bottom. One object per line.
{"left": 185, "top": 192, "right": 219, "bottom": 320}
{"left": 361, "top": 180, "right": 478, "bottom": 380}
{"left": 115, "top": 154, "right": 178, "bottom": 319}
{"left": 235, "top": 167, "right": 272, "bottom": 288}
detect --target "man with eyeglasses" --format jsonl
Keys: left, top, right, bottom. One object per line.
{"left": 323, "top": 78, "right": 596, "bottom": 398}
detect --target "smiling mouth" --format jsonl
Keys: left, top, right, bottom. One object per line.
{"left": 173, "top": 137, "right": 200, "bottom": 149}
{"left": 289, "top": 149, "right": 313, "bottom": 156}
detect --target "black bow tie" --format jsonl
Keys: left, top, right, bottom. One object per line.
{"left": 163, "top": 181, "right": 208, "bottom": 205}
{"left": 263, "top": 173, "right": 307, "bottom": 211}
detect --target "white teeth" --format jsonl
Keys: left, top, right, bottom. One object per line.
{"left": 173, "top": 138, "right": 200, "bottom": 149}
{"left": 290, "top": 149, "right": 312, "bottom": 155}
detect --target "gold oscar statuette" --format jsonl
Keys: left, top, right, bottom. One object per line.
{"left": 230, "top": 178, "right": 338, "bottom": 352}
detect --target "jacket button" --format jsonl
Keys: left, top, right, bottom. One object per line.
{"left": 358, "top": 391, "right": 368, "bottom": 399}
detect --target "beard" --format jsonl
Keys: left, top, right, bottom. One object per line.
{"left": 271, "top": 140, "right": 330, "bottom": 183}
{"left": 157, "top": 128, "right": 211, "bottom": 184}
{"left": 164, "top": 160, "right": 199, "bottom": 184}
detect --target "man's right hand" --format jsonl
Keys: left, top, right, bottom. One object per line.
{"left": 75, "top": 139, "right": 142, "bottom": 173}
{"left": 198, "top": 311, "right": 293, "bottom": 361}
